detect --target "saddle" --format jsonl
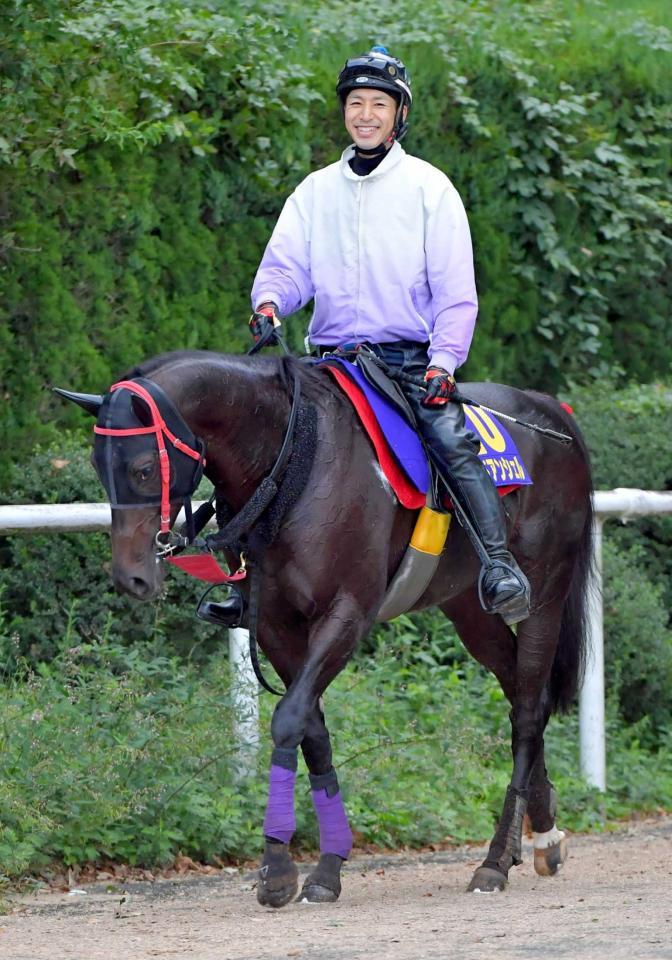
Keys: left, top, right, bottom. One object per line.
{"left": 317, "top": 351, "right": 531, "bottom": 509}
{"left": 316, "top": 350, "right": 532, "bottom": 621}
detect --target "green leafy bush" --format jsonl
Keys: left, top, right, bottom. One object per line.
{"left": 2, "top": 622, "right": 671, "bottom": 879}
{"left": 568, "top": 381, "right": 672, "bottom": 492}
{"left": 602, "top": 540, "right": 672, "bottom": 738}
{"left": 0, "top": 641, "right": 266, "bottom": 875}
{"left": 1, "top": 0, "right": 670, "bottom": 480}
{"left": 1, "top": 0, "right": 671, "bottom": 875}
{"left": 568, "top": 380, "right": 672, "bottom": 609}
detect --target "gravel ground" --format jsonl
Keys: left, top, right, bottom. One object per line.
{"left": 2, "top": 816, "right": 671, "bottom": 960}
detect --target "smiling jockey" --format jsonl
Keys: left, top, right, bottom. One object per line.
{"left": 248, "top": 46, "right": 531, "bottom": 625}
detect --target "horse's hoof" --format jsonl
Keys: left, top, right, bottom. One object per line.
{"left": 467, "top": 866, "right": 508, "bottom": 893}
{"left": 534, "top": 834, "right": 568, "bottom": 876}
{"left": 296, "top": 853, "right": 343, "bottom": 904}
{"left": 297, "top": 883, "right": 339, "bottom": 903}
{"left": 256, "top": 842, "right": 299, "bottom": 909}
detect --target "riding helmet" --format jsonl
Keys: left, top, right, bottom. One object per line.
{"left": 336, "top": 45, "right": 412, "bottom": 141}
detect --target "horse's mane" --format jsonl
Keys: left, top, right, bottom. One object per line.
{"left": 118, "top": 349, "right": 331, "bottom": 396}
{"left": 118, "top": 350, "right": 218, "bottom": 381}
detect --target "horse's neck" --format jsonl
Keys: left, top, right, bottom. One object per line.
{"left": 171, "top": 357, "right": 290, "bottom": 508}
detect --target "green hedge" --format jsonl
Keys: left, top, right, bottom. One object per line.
{"left": 1, "top": 0, "right": 670, "bottom": 482}
{"left": 2, "top": 628, "right": 672, "bottom": 878}
{"left": 567, "top": 381, "right": 672, "bottom": 610}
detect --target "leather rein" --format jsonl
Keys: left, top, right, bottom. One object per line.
{"left": 131, "top": 364, "right": 306, "bottom": 698}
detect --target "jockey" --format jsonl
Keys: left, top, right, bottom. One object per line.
{"left": 247, "top": 46, "right": 531, "bottom": 625}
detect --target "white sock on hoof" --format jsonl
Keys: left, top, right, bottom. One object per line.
{"left": 533, "top": 825, "right": 565, "bottom": 850}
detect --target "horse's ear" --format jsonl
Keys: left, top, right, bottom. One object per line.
{"left": 52, "top": 387, "right": 103, "bottom": 418}
{"left": 131, "top": 394, "right": 153, "bottom": 427}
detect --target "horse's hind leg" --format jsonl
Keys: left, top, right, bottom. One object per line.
{"left": 465, "top": 605, "right": 565, "bottom": 893}
{"left": 446, "top": 597, "right": 562, "bottom": 893}
{"left": 443, "top": 597, "right": 521, "bottom": 892}
{"left": 294, "top": 703, "right": 351, "bottom": 903}
{"left": 527, "top": 752, "right": 568, "bottom": 876}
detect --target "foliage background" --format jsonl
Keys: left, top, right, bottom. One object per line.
{"left": 1, "top": 0, "right": 670, "bottom": 478}
{"left": 0, "top": 0, "right": 671, "bottom": 879}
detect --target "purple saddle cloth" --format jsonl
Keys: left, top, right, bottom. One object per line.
{"left": 319, "top": 357, "right": 532, "bottom": 492}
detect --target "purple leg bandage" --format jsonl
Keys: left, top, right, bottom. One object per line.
{"left": 312, "top": 788, "right": 353, "bottom": 860}
{"left": 263, "top": 764, "right": 297, "bottom": 843}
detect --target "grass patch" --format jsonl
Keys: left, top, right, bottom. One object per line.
{"left": 1, "top": 622, "right": 670, "bottom": 880}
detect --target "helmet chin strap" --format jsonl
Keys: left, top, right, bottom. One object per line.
{"left": 354, "top": 140, "right": 389, "bottom": 158}
{"left": 393, "top": 99, "right": 408, "bottom": 142}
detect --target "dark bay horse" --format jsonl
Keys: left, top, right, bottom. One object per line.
{"left": 61, "top": 349, "right": 593, "bottom": 905}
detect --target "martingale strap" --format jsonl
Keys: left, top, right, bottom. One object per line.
{"left": 166, "top": 552, "right": 247, "bottom": 583}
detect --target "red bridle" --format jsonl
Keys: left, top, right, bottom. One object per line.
{"left": 93, "top": 379, "right": 204, "bottom": 534}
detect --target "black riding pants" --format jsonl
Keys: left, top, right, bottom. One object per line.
{"left": 367, "top": 341, "right": 509, "bottom": 558}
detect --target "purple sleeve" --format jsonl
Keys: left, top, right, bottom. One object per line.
{"left": 425, "top": 185, "right": 478, "bottom": 375}
{"left": 251, "top": 186, "right": 315, "bottom": 317}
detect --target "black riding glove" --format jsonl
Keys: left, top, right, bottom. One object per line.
{"left": 249, "top": 303, "right": 282, "bottom": 349}
{"left": 422, "top": 367, "right": 457, "bottom": 407}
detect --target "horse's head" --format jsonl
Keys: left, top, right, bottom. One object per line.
{"left": 55, "top": 380, "right": 205, "bottom": 600}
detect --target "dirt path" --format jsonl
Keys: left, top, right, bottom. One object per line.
{"left": 2, "top": 816, "right": 671, "bottom": 960}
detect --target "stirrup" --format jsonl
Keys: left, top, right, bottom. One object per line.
{"left": 478, "top": 558, "right": 531, "bottom": 626}
{"left": 196, "top": 586, "right": 246, "bottom": 629}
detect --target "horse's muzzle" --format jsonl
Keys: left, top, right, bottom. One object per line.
{"left": 112, "top": 561, "right": 164, "bottom": 600}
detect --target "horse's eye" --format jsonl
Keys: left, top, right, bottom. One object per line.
{"left": 126, "top": 455, "right": 161, "bottom": 497}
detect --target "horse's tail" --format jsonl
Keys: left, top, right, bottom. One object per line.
{"left": 547, "top": 415, "right": 594, "bottom": 714}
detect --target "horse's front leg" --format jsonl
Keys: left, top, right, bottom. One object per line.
{"left": 257, "top": 597, "right": 366, "bottom": 908}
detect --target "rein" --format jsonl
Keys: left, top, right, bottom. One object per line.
{"left": 159, "top": 366, "right": 304, "bottom": 561}
{"left": 201, "top": 367, "right": 303, "bottom": 554}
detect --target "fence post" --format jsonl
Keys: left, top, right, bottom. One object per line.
{"left": 228, "top": 628, "right": 259, "bottom": 779}
{"left": 579, "top": 516, "right": 606, "bottom": 791}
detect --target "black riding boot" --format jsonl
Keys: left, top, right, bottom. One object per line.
{"left": 196, "top": 587, "right": 247, "bottom": 629}
{"left": 412, "top": 401, "right": 531, "bottom": 626}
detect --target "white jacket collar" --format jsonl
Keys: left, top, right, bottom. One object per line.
{"left": 340, "top": 141, "right": 405, "bottom": 181}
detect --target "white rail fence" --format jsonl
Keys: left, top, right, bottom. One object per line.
{"left": 582, "top": 490, "right": 672, "bottom": 790}
{"left": 1, "top": 489, "right": 671, "bottom": 791}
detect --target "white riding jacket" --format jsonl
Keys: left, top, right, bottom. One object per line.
{"left": 252, "top": 141, "right": 478, "bottom": 374}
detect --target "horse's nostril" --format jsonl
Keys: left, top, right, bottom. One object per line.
{"left": 130, "top": 576, "right": 151, "bottom": 597}
{"left": 114, "top": 569, "right": 154, "bottom": 599}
